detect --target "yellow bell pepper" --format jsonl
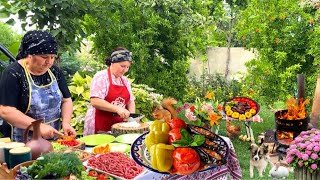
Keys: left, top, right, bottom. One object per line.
{"left": 149, "top": 120, "right": 170, "bottom": 132}
{"left": 239, "top": 114, "right": 246, "bottom": 120}
{"left": 249, "top": 109, "right": 256, "bottom": 115}
{"left": 145, "top": 131, "right": 169, "bottom": 151}
{"left": 145, "top": 120, "right": 171, "bottom": 151}
{"left": 226, "top": 110, "right": 233, "bottom": 116}
{"left": 231, "top": 112, "right": 240, "bottom": 119}
{"left": 225, "top": 105, "right": 231, "bottom": 111}
{"left": 150, "top": 143, "right": 175, "bottom": 172}
{"left": 245, "top": 112, "right": 252, "bottom": 118}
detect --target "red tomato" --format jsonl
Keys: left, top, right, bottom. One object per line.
{"left": 172, "top": 147, "right": 200, "bottom": 175}
{"left": 88, "top": 170, "right": 98, "bottom": 177}
{"left": 168, "top": 128, "right": 182, "bottom": 144}
{"left": 97, "top": 174, "right": 108, "bottom": 180}
{"left": 167, "top": 118, "right": 187, "bottom": 129}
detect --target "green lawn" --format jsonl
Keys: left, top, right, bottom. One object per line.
{"left": 217, "top": 105, "right": 298, "bottom": 180}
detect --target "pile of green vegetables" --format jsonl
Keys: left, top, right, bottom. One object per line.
{"left": 26, "top": 152, "right": 85, "bottom": 179}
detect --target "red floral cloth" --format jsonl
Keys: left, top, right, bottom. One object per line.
{"left": 137, "top": 136, "right": 242, "bottom": 180}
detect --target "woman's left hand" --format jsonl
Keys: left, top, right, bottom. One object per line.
{"left": 62, "top": 123, "right": 76, "bottom": 138}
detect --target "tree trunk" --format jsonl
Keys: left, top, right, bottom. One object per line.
{"left": 311, "top": 75, "right": 320, "bottom": 129}
{"left": 224, "top": 18, "right": 232, "bottom": 79}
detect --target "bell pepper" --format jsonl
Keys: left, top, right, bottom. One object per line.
{"left": 231, "top": 112, "right": 240, "bottom": 119}
{"left": 149, "top": 120, "right": 171, "bottom": 132}
{"left": 239, "top": 114, "right": 246, "bottom": 120}
{"left": 150, "top": 143, "right": 175, "bottom": 172}
{"left": 145, "top": 120, "right": 171, "bottom": 151}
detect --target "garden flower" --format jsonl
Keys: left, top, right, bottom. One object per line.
{"left": 208, "top": 112, "right": 222, "bottom": 126}
{"left": 286, "top": 128, "right": 320, "bottom": 173}
{"left": 175, "top": 92, "right": 222, "bottom": 129}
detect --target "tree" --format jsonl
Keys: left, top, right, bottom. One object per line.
{"left": 236, "top": 0, "right": 318, "bottom": 104}
{"left": 0, "top": 0, "right": 93, "bottom": 53}
{"left": 0, "top": 22, "right": 21, "bottom": 60}
{"left": 86, "top": 0, "right": 223, "bottom": 100}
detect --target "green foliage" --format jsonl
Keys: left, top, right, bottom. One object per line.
{"left": 235, "top": 0, "right": 318, "bottom": 105}
{"left": 86, "top": 0, "right": 223, "bottom": 101}
{"left": 59, "top": 52, "right": 82, "bottom": 81}
{"left": 183, "top": 73, "right": 242, "bottom": 103}
{"left": 68, "top": 72, "right": 92, "bottom": 135}
{"left": 27, "top": 152, "right": 84, "bottom": 179}
{"left": 131, "top": 83, "right": 163, "bottom": 120}
{"left": 0, "top": 22, "right": 21, "bottom": 60}
{"left": 0, "top": 0, "right": 93, "bottom": 53}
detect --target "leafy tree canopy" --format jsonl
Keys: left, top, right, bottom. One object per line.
{"left": 0, "top": 0, "right": 93, "bottom": 53}
{"left": 86, "top": 0, "right": 224, "bottom": 100}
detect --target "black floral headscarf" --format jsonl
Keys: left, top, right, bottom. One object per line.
{"left": 16, "top": 30, "right": 58, "bottom": 60}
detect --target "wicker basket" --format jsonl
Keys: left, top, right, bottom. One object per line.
{"left": 11, "top": 160, "right": 35, "bottom": 177}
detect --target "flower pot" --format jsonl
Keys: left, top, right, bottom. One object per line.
{"left": 294, "top": 166, "right": 320, "bottom": 180}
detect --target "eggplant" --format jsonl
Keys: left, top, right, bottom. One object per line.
{"left": 194, "top": 146, "right": 226, "bottom": 166}
{"left": 187, "top": 124, "right": 219, "bottom": 140}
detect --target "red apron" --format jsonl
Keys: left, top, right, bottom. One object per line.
{"left": 94, "top": 68, "right": 130, "bottom": 133}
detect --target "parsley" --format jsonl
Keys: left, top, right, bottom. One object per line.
{"left": 172, "top": 128, "right": 205, "bottom": 147}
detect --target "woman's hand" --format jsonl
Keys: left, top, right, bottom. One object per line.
{"left": 116, "top": 107, "right": 130, "bottom": 118}
{"left": 40, "top": 123, "right": 64, "bottom": 139}
{"left": 62, "top": 122, "right": 77, "bottom": 138}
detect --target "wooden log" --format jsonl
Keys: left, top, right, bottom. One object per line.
{"left": 311, "top": 75, "right": 320, "bottom": 129}
{"left": 297, "top": 74, "right": 305, "bottom": 101}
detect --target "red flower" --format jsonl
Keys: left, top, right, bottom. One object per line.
{"left": 190, "top": 105, "right": 195, "bottom": 112}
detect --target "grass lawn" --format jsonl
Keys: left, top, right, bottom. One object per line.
{"left": 217, "top": 105, "right": 298, "bottom": 180}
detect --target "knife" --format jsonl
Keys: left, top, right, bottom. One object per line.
{"left": 112, "top": 113, "right": 144, "bottom": 122}
{"left": 112, "top": 113, "right": 141, "bottom": 118}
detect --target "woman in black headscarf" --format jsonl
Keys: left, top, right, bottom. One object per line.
{"left": 0, "top": 30, "right": 76, "bottom": 142}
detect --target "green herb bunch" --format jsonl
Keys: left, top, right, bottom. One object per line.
{"left": 27, "top": 152, "right": 85, "bottom": 179}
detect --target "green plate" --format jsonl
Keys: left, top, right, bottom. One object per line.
{"left": 92, "top": 143, "right": 131, "bottom": 154}
{"left": 115, "top": 133, "right": 141, "bottom": 144}
{"left": 79, "top": 134, "right": 115, "bottom": 146}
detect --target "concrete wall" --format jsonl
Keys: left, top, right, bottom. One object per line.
{"left": 189, "top": 47, "right": 257, "bottom": 80}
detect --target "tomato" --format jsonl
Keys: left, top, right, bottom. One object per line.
{"left": 97, "top": 174, "right": 108, "bottom": 180}
{"left": 168, "top": 128, "right": 181, "bottom": 144}
{"left": 172, "top": 147, "right": 200, "bottom": 175}
{"left": 88, "top": 170, "right": 98, "bottom": 177}
{"left": 167, "top": 118, "right": 187, "bottom": 129}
